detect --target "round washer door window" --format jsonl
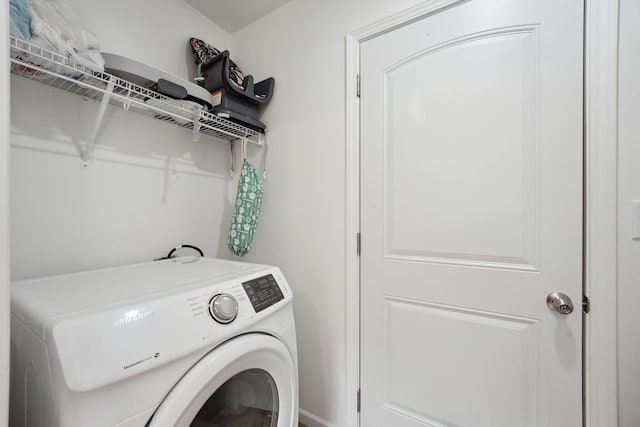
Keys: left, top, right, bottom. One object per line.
{"left": 148, "top": 334, "right": 297, "bottom": 427}
{"left": 191, "top": 368, "right": 278, "bottom": 427}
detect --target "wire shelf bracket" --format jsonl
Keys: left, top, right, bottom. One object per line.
{"left": 82, "top": 75, "right": 115, "bottom": 168}
{"left": 192, "top": 106, "right": 202, "bottom": 143}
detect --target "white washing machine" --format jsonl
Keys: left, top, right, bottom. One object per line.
{"left": 10, "top": 257, "right": 298, "bottom": 427}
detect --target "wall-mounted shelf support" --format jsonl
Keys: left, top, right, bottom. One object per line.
{"left": 228, "top": 134, "right": 269, "bottom": 180}
{"left": 192, "top": 106, "right": 201, "bottom": 143}
{"left": 229, "top": 138, "right": 247, "bottom": 177}
{"left": 82, "top": 76, "right": 115, "bottom": 168}
{"left": 122, "top": 87, "right": 132, "bottom": 110}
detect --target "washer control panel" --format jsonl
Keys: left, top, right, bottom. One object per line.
{"left": 242, "top": 274, "right": 285, "bottom": 313}
{"left": 183, "top": 267, "right": 291, "bottom": 328}
{"left": 47, "top": 262, "right": 293, "bottom": 391}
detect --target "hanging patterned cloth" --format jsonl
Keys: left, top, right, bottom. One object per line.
{"left": 227, "top": 159, "right": 264, "bottom": 256}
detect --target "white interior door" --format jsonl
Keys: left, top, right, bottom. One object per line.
{"left": 359, "top": 1, "right": 584, "bottom": 426}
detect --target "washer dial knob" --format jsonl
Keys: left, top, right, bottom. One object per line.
{"left": 208, "top": 293, "right": 238, "bottom": 324}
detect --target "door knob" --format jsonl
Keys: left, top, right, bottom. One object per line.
{"left": 546, "top": 292, "right": 574, "bottom": 314}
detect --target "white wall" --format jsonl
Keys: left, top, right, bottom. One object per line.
{"left": 10, "top": 0, "right": 238, "bottom": 280}
{"left": 1, "top": 1, "right": 11, "bottom": 425}
{"left": 67, "top": 0, "right": 231, "bottom": 82}
{"left": 617, "top": 1, "right": 640, "bottom": 425}
{"left": 230, "top": 1, "right": 424, "bottom": 425}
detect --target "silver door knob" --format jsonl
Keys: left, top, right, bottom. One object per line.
{"left": 546, "top": 292, "right": 574, "bottom": 314}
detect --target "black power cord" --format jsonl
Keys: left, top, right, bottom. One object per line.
{"left": 154, "top": 244, "right": 204, "bottom": 261}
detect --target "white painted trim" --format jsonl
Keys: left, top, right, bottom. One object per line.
{"left": 345, "top": 0, "right": 620, "bottom": 426}
{"left": 344, "top": 32, "right": 360, "bottom": 427}
{"left": 584, "top": 0, "right": 619, "bottom": 426}
{"left": 348, "top": 0, "right": 467, "bottom": 42}
{"left": 299, "top": 408, "right": 340, "bottom": 427}
{"left": 0, "top": 1, "right": 11, "bottom": 426}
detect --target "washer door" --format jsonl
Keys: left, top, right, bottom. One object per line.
{"left": 148, "top": 334, "right": 297, "bottom": 427}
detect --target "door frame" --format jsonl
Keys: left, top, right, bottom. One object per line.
{"left": 1, "top": 0, "right": 11, "bottom": 424}
{"left": 344, "top": 0, "right": 619, "bottom": 426}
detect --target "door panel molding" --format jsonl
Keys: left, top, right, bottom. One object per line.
{"left": 382, "top": 295, "right": 540, "bottom": 427}
{"left": 345, "top": 0, "right": 619, "bottom": 426}
{"left": 380, "top": 25, "right": 541, "bottom": 271}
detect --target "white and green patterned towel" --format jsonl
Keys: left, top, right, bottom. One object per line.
{"left": 227, "top": 159, "right": 263, "bottom": 256}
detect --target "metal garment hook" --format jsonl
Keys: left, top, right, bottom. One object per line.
{"left": 241, "top": 139, "right": 248, "bottom": 164}
{"left": 229, "top": 140, "right": 235, "bottom": 177}
{"left": 229, "top": 138, "right": 247, "bottom": 177}
{"left": 261, "top": 137, "right": 268, "bottom": 180}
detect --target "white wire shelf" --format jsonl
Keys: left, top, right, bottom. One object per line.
{"left": 8, "top": 35, "right": 264, "bottom": 164}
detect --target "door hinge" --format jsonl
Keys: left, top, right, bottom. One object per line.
{"left": 583, "top": 295, "right": 590, "bottom": 314}
{"left": 357, "top": 389, "right": 361, "bottom": 412}
{"left": 356, "top": 74, "right": 361, "bottom": 98}
{"left": 357, "top": 232, "right": 361, "bottom": 256}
